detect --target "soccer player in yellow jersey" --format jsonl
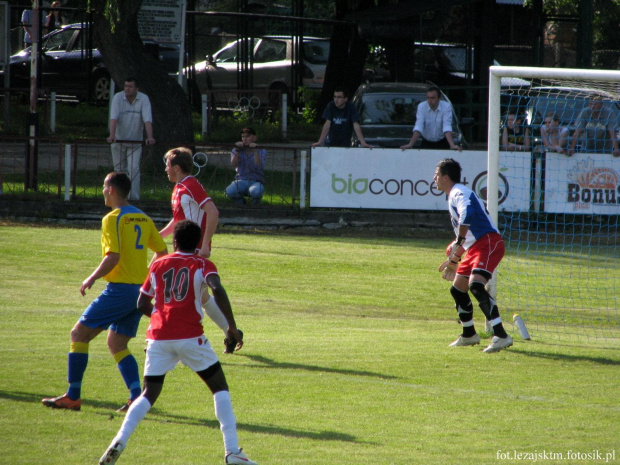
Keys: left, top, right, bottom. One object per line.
{"left": 42, "top": 172, "right": 168, "bottom": 411}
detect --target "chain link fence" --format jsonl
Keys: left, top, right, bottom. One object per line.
{"left": 0, "top": 137, "right": 307, "bottom": 209}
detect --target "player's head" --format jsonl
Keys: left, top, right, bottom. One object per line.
{"left": 426, "top": 86, "right": 441, "bottom": 109}
{"left": 241, "top": 127, "right": 257, "bottom": 145}
{"left": 123, "top": 77, "right": 138, "bottom": 98}
{"left": 505, "top": 110, "right": 522, "bottom": 127}
{"left": 544, "top": 112, "right": 560, "bottom": 127}
{"left": 435, "top": 158, "right": 462, "bottom": 184}
{"left": 333, "top": 87, "right": 348, "bottom": 108}
{"left": 164, "top": 147, "right": 194, "bottom": 180}
{"left": 173, "top": 220, "right": 202, "bottom": 253}
{"left": 104, "top": 172, "right": 131, "bottom": 201}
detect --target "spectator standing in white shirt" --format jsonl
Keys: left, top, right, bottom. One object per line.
{"left": 400, "top": 86, "right": 462, "bottom": 151}
{"left": 107, "top": 78, "right": 156, "bottom": 200}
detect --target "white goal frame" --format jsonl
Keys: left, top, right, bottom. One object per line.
{"left": 487, "top": 66, "right": 620, "bottom": 340}
{"left": 487, "top": 65, "right": 620, "bottom": 225}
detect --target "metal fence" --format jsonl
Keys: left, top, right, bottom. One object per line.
{"left": 0, "top": 136, "right": 307, "bottom": 209}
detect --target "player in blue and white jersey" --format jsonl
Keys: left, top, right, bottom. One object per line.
{"left": 435, "top": 158, "right": 513, "bottom": 353}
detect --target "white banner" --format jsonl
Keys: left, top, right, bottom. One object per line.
{"left": 138, "top": 0, "right": 184, "bottom": 44}
{"left": 310, "top": 148, "right": 531, "bottom": 211}
{"left": 544, "top": 152, "right": 620, "bottom": 214}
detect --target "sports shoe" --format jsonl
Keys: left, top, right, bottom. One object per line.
{"left": 41, "top": 393, "right": 81, "bottom": 411}
{"left": 225, "top": 448, "right": 257, "bottom": 465}
{"left": 224, "top": 329, "right": 244, "bottom": 354}
{"left": 449, "top": 334, "right": 481, "bottom": 347}
{"left": 483, "top": 335, "right": 514, "bottom": 353}
{"left": 116, "top": 399, "right": 133, "bottom": 412}
{"left": 99, "top": 441, "right": 125, "bottom": 465}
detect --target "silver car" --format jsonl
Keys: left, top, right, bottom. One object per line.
{"left": 189, "top": 36, "right": 329, "bottom": 108}
{"left": 351, "top": 82, "right": 472, "bottom": 148}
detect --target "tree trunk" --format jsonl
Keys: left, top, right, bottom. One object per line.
{"left": 90, "top": 0, "right": 194, "bottom": 146}
{"left": 317, "top": 0, "right": 369, "bottom": 121}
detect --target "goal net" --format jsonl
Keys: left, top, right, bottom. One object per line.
{"left": 487, "top": 66, "right": 620, "bottom": 342}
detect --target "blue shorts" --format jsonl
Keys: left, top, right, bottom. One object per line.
{"left": 79, "top": 283, "right": 142, "bottom": 337}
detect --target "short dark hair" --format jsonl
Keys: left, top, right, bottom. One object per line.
{"left": 106, "top": 172, "right": 131, "bottom": 198}
{"left": 125, "top": 77, "right": 138, "bottom": 86}
{"left": 333, "top": 87, "right": 348, "bottom": 98}
{"left": 164, "top": 147, "right": 194, "bottom": 174}
{"left": 426, "top": 86, "right": 441, "bottom": 98}
{"left": 436, "top": 158, "right": 461, "bottom": 184}
{"left": 173, "top": 220, "right": 202, "bottom": 252}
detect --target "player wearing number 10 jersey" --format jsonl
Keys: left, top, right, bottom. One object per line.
{"left": 99, "top": 220, "right": 256, "bottom": 465}
{"left": 42, "top": 172, "right": 167, "bottom": 412}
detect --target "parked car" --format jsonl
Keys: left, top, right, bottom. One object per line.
{"left": 188, "top": 36, "right": 329, "bottom": 108}
{"left": 2, "top": 23, "right": 181, "bottom": 102}
{"left": 350, "top": 82, "right": 473, "bottom": 148}
{"left": 502, "top": 86, "right": 620, "bottom": 150}
{"left": 413, "top": 42, "right": 530, "bottom": 88}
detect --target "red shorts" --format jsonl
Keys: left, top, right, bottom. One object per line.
{"left": 457, "top": 232, "right": 504, "bottom": 277}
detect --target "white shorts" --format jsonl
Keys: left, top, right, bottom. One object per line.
{"left": 144, "top": 335, "right": 218, "bottom": 376}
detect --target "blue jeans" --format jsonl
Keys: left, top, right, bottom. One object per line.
{"left": 225, "top": 179, "right": 264, "bottom": 205}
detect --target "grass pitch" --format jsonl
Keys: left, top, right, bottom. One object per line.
{"left": 0, "top": 223, "right": 618, "bottom": 465}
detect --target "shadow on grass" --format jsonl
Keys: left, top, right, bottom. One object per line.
{"left": 509, "top": 348, "right": 620, "bottom": 365}
{"left": 234, "top": 353, "right": 399, "bottom": 379}
{"left": 0, "top": 390, "right": 368, "bottom": 444}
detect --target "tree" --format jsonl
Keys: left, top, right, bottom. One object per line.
{"left": 89, "top": 0, "right": 194, "bottom": 145}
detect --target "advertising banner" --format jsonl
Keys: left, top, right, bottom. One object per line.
{"left": 310, "top": 148, "right": 531, "bottom": 211}
{"left": 544, "top": 152, "right": 620, "bottom": 215}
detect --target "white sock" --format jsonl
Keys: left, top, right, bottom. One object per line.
{"left": 213, "top": 390, "right": 239, "bottom": 454}
{"left": 114, "top": 395, "right": 152, "bottom": 446}
{"left": 203, "top": 296, "right": 229, "bottom": 334}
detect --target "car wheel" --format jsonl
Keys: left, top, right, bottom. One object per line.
{"left": 92, "top": 73, "right": 110, "bottom": 102}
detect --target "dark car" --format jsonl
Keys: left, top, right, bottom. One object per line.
{"left": 413, "top": 43, "right": 530, "bottom": 89}
{"left": 351, "top": 82, "right": 472, "bottom": 148}
{"left": 3, "top": 23, "right": 181, "bottom": 102}
{"left": 502, "top": 86, "right": 620, "bottom": 150}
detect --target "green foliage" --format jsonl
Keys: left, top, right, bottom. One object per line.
{"left": 297, "top": 87, "right": 320, "bottom": 124}
{"left": 525, "top": 0, "right": 620, "bottom": 50}
{"left": 0, "top": 224, "right": 618, "bottom": 464}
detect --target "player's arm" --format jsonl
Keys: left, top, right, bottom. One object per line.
{"left": 159, "top": 219, "right": 176, "bottom": 238}
{"left": 312, "top": 120, "right": 331, "bottom": 147}
{"left": 198, "top": 201, "right": 219, "bottom": 258}
{"left": 568, "top": 126, "right": 582, "bottom": 155}
{"left": 137, "top": 291, "right": 154, "bottom": 317}
{"left": 206, "top": 274, "right": 243, "bottom": 350}
{"left": 609, "top": 128, "right": 620, "bottom": 157}
{"left": 80, "top": 252, "right": 119, "bottom": 296}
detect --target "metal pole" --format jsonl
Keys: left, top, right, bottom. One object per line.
{"left": 300, "top": 149, "right": 307, "bottom": 209}
{"left": 50, "top": 91, "right": 56, "bottom": 133}
{"left": 202, "top": 94, "right": 208, "bottom": 136}
{"left": 64, "top": 144, "right": 71, "bottom": 202}
{"left": 282, "top": 93, "right": 287, "bottom": 140}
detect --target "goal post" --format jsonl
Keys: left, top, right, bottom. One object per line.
{"left": 487, "top": 66, "right": 620, "bottom": 342}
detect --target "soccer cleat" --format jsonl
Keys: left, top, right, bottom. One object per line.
{"left": 483, "top": 335, "right": 514, "bottom": 353}
{"left": 224, "top": 329, "right": 243, "bottom": 354}
{"left": 41, "top": 393, "right": 81, "bottom": 411}
{"left": 116, "top": 399, "right": 133, "bottom": 413}
{"left": 225, "top": 448, "right": 257, "bottom": 465}
{"left": 99, "top": 441, "right": 125, "bottom": 465}
{"left": 449, "top": 334, "right": 481, "bottom": 347}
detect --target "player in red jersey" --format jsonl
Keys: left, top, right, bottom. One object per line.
{"left": 161, "top": 147, "right": 242, "bottom": 354}
{"left": 99, "top": 220, "right": 257, "bottom": 465}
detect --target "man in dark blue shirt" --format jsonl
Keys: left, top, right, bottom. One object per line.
{"left": 313, "top": 88, "right": 372, "bottom": 148}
